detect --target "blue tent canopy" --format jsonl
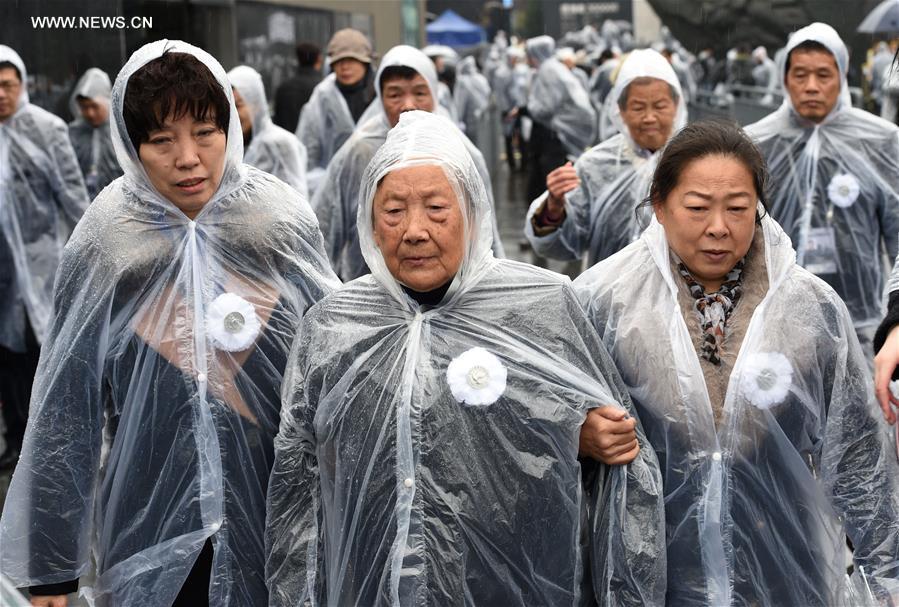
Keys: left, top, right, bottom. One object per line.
{"left": 426, "top": 9, "right": 486, "bottom": 48}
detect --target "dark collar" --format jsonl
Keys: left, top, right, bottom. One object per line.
{"left": 402, "top": 279, "right": 453, "bottom": 307}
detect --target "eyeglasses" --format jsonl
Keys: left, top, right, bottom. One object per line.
{"left": 0, "top": 80, "right": 21, "bottom": 93}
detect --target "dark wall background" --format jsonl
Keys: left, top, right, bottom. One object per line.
{"left": 1, "top": 0, "right": 366, "bottom": 120}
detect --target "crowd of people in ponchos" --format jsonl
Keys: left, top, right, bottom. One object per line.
{"left": 1, "top": 17, "right": 899, "bottom": 607}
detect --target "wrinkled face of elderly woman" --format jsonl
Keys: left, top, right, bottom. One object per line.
{"left": 373, "top": 164, "right": 465, "bottom": 292}
{"left": 619, "top": 77, "right": 677, "bottom": 152}
{"left": 654, "top": 154, "right": 757, "bottom": 292}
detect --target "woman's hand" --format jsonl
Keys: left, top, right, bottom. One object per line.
{"left": 545, "top": 162, "right": 580, "bottom": 216}
{"left": 31, "top": 596, "right": 67, "bottom": 607}
{"left": 873, "top": 325, "right": 899, "bottom": 425}
{"left": 579, "top": 406, "right": 640, "bottom": 465}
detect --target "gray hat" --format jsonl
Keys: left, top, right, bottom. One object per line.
{"left": 328, "top": 29, "right": 373, "bottom": 64}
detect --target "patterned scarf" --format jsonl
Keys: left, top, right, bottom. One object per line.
{"left": 677, "top": 260, "right": 745, "bottom": 366}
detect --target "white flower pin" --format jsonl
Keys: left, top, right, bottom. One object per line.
{"left": 206, "top": 292, "right": 261, "bottom": 352}
{"left": 827, "top": 173, "right": 860, "bottom": 209}
{"left": 740, "top": 352, "right": 793, "bottom": 409}
{"left": 446, "top": 347, "right": 507, "bottom": 406}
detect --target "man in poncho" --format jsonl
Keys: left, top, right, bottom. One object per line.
{"left": 522, "top": 35, "right": 597, "bottom": 201}
{"left": 266, "top": 110, "right": 665, "bottom": 606}
{"left": 67, "top": 68, "right": 123, "bottom": 200}
{"left": 295, "top": 28, "right": 375, "bottom": 195}
{"left": 312, "top": 44, "right": 504, "bottom": 282}
{"left": 492, "top": 46, "right": 530, "bottom": 172}
{"left": 454, "top": 56, "right": 491, "bottom": 148}
{"left": 0, "top": 40, "right": 338, "bottom": 606}
{"left": 0, "top": 46, "right": 90, "bottom": 471}
{"left": 746, "top": 23, "right": 899, "bottom": 354}
{"left": 525, "top": 49, "right": 686, "bottom": 268}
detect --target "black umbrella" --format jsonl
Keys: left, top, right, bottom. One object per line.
{"left": 859, "top": 0, "right": 899, "bottom": 33}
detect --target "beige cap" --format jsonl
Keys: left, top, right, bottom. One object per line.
{"left": 328, "top": 29, "right": 373, "bottom": 64}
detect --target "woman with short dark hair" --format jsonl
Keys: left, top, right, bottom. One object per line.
{"left": 575, "top": 119, "right": 899, "bottom": 604}
{"left": 0, "top": 40, "right": 338, "bottom": 607}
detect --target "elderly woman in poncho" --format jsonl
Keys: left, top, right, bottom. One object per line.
{"left": 525, "top": 49, "right": 687, "bottom": 269}
{"left": 0, "top": 40, "right": 338, "bottom": 606}
{"left": 265, "top": 110, "right": 666, "bottom": 606}
{"left": 576, "top": 119, "right": 899, "bottom": 605}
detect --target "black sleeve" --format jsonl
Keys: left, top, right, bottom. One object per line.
{"left": 29, "top": 579, "right": 79, "bottom": 596}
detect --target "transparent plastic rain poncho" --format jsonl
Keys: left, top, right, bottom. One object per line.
{"left": 745, "top": 23, "right": 899, "bottom": 347}
{"left": 525, "top": 36, "right": 597, "bottom": 158}
{"left": 556, "top": 48, "right": 590, "bottom": 92}
{"left": 0, "top": 45, "right": 90, "bottom": 353}
{"left": 421, "top": 45, "right": 461, "bottom": 125}
{"left": 0, "top": 40, "right": 339, "bottom": 605}
{"left": 870, "top": 43, "right": 893, "bottom": 106}
{"left": 265, "top": 110, "right": 666, "bottom": 606}
{"left": 881, "top": 61, "right": 899, "bottom": 123}
{"left": 436, "top": 81, "right": 460, "bottom": 125}
{"left": 311, "top": 45, "right": 504, "bottom": 281}
{"left": 667, "top": 53, "right": 696, "bottom": 106}
{"left": 573, "top": 213, "right": 899, "bottom": 605}
{"left": 492, "top": 50, "right": 527, "bottom": 113}
{"left": 511, "top": 54, "right": 532, "bottom": 106}
{"left": 454, "top": 56, "right": 491, "bottom": 142}
{"left": 525, "top": 49, "right": 687, "bottom": 266}
{"left": 228, "top": 65, "right": 309, "bottom": 199}
{"left": 750, "top": 47, "right": 779, "bottom": 104}
{"left": 67, "top": 68, "right": 123, "bottom": 200}
{"left": 295, "top": 72, "right": 373, "bottom": 194}
{"left": 489, "top": 50, "right": 529, "bottom": 139}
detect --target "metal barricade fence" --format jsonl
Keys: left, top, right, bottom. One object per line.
{"left": 689, "top": 85, "right": 865, "bottom": 127}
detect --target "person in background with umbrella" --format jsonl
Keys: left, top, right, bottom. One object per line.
{"left": 859, "top": 0, "right": 899, "bottom": 116}
{"left": 859, "top": 0, "right": 899, "bottom": 40}
{"left": 866, "top": 41, "right": 894, "bottom": 114}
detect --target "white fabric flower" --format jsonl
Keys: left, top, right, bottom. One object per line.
{"left": 205, "top": 292, "right": 261, "bottom": 352}
{"left": 446, "top": 347, "right": 507, "bottom": 406}
{"left": 827, "top": 173, "right": 860, "bottom": 209}
{"left": 740, "top": 352, "right": 793, "bottom": 409}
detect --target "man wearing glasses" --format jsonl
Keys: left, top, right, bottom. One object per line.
{"left": 0, "top": 46, "right": 89, "bottom": 473}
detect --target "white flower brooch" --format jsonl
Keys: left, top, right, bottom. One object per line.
{"left": 206, "top": 292, "right": 262, "bottom": 352}
{"left": 827, "top": 173, "right": 860, "bottom": 209}
{"left": 739, "top": 351, "right": 794, "bottom": 410}
{"left": 446, "top": 347, "right": 508, "bottom": 406}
